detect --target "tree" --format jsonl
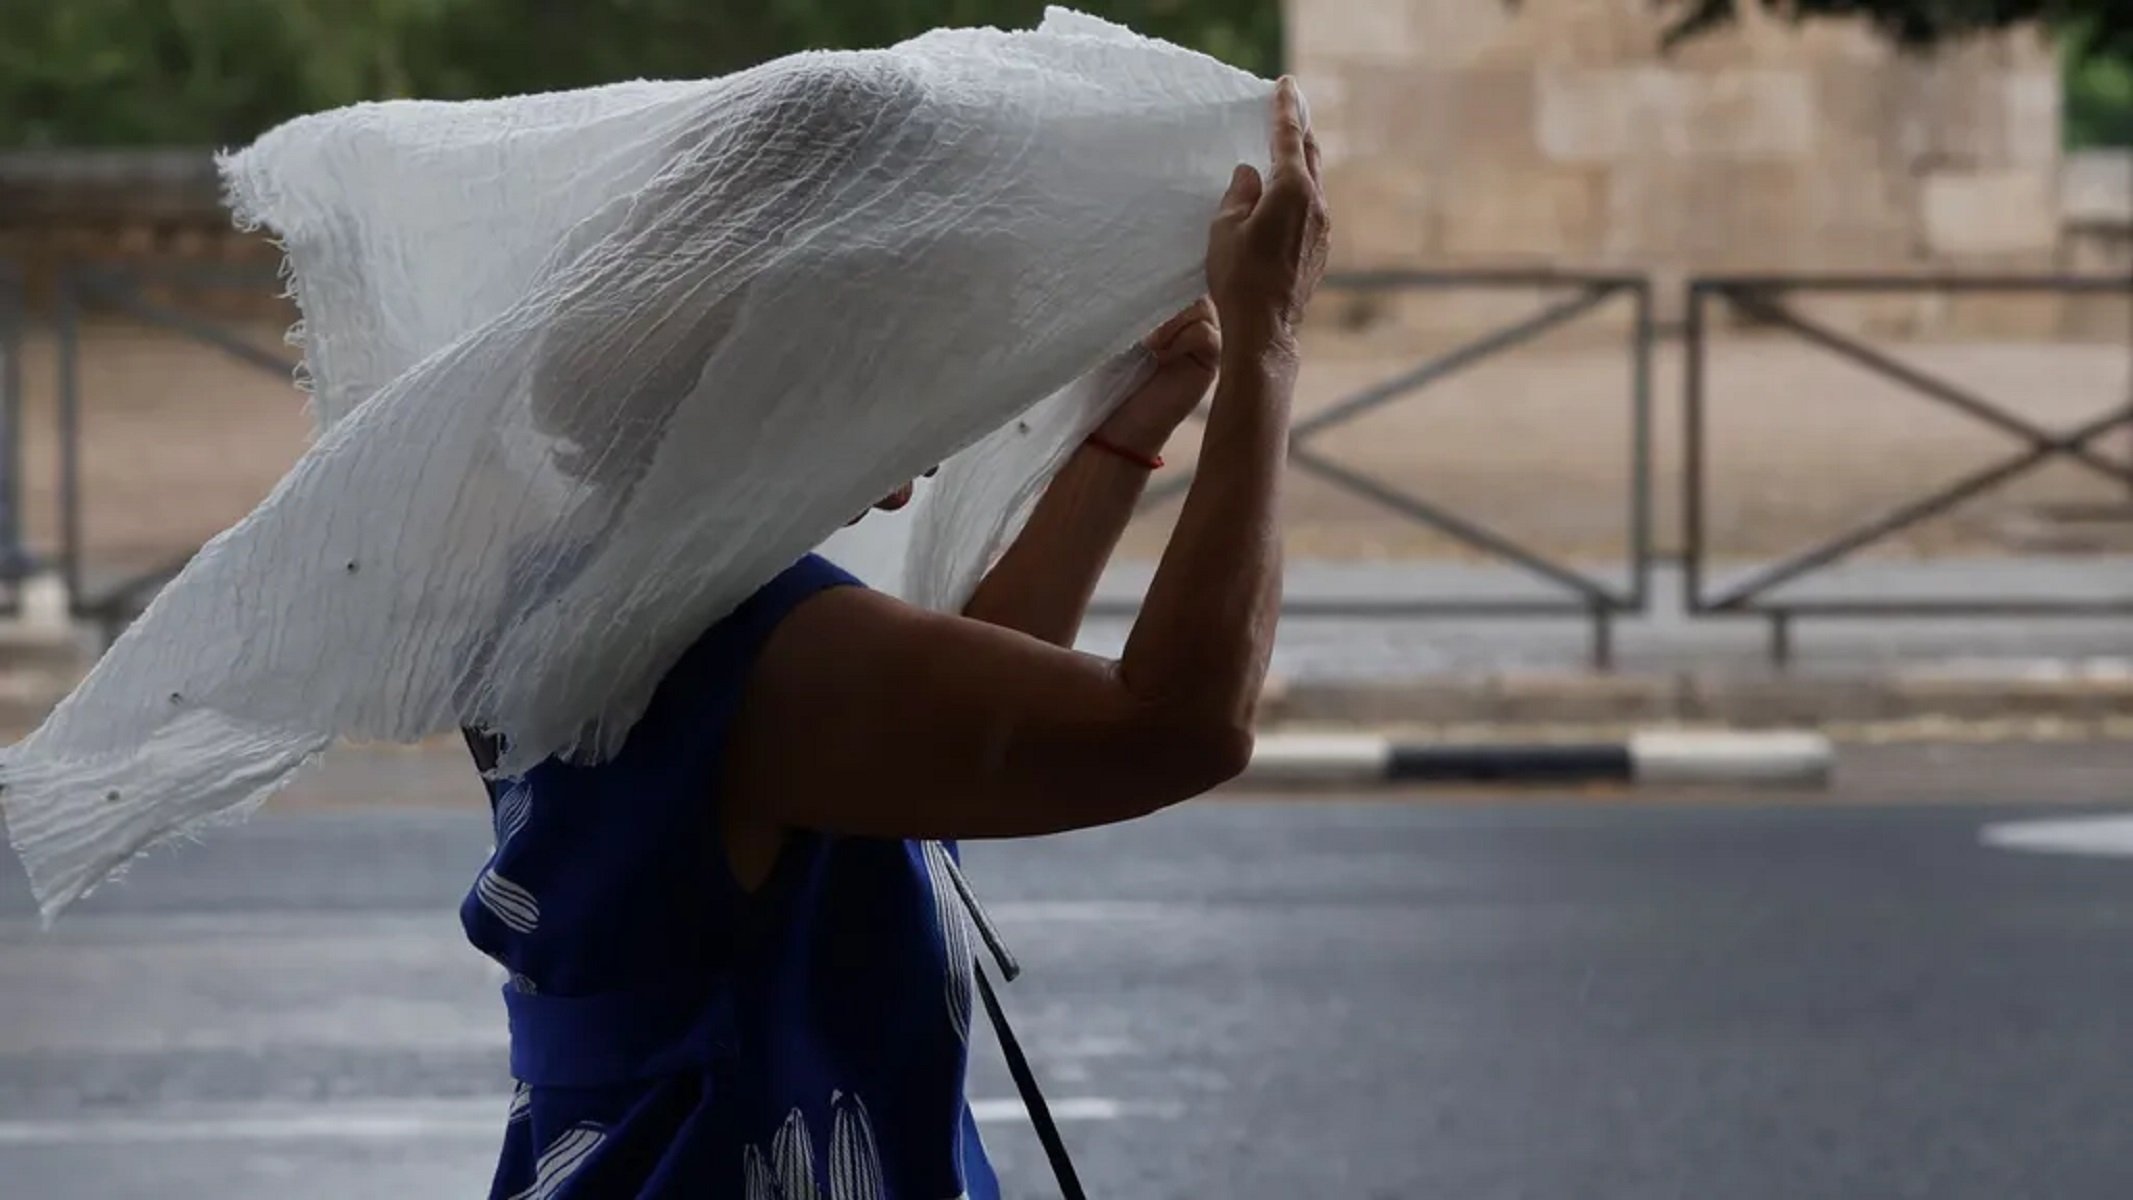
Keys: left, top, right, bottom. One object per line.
{"left": 0, "top": 1, "right": 1281, "bottom": 147}
{"left": 1659, "top": 0, "right": 2129, "bottom": 59}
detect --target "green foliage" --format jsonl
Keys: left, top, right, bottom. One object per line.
{"left": 0, "top": 0, "right": 1283, "bottom": 147}
{"left": 9, "top": 1, "right": 2124, "bottom": 149}
{"left": 2063, "top": 16, "right": 2133, "bottom": 146}
{"left": 1660, "top": 0, "right": 2128, "bottom": 58}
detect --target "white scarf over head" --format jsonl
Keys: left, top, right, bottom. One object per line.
{"left": 0, "top": 9, "right": 1270, "bottom": 919}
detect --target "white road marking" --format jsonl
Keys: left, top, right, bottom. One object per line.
{"left": 0, "top": 1097, "right": 1179, "bottom": 1146}
{"left": 1980, "top": 814, "right": 2133, "bottom": 858}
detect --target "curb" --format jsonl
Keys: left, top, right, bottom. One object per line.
{"left": 1262, "top": 666, "right": 2133, "bottom": 729}
{"left": 1243, "top": 730, "right": 1835, "bottom": 788}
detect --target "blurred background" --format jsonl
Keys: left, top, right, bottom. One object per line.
{"left": 0, "top": 2, "right": 2130, "bottom": 1198}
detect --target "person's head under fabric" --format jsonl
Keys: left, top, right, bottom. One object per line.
{"left": 471, "top": 81, "right": 1325, "bottom": 1200}
{"left": 379, "top": 82, "right": 1313, "bottom": 1200}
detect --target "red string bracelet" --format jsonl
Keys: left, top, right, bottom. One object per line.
{"left": 1084, "top": 432, "right": 1164, "bottom": 471}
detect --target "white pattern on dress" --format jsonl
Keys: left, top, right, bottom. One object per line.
{"left": 920, "top": 841, "right": 976, "bottom": 1041}
{"left": 743, "top": 1092, "right": 910, "bottom": 1200}
{"left": 476, "top": 866, "right": 541, "bottom": 933}
{"left": 495, "top": 780, "right": 533, "bottom": 846}
{"left": 507, "top": 1121, "right": 605, "bottom": 1200}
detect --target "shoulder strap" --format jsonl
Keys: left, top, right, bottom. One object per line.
{"left": 975, "top": 963, "right": 1088, "bottom": 1200}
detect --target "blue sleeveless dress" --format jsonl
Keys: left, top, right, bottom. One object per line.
{"left": 461, "top": 554, "right": 1000, "bottom": 1199}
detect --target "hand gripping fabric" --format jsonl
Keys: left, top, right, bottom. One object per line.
{"left": 1, "top": 8, "right": 1272, "bottom": 919}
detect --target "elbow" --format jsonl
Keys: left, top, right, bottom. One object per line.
{"left": 1128, "top": 718, "right": 1255, "bottom": 814}
{"left": 1198, "top": 722, "right": 1258, "bottom": 790}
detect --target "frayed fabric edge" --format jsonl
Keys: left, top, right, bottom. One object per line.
{"left": 0, "top": 735, "right": 333, "bottom": 926}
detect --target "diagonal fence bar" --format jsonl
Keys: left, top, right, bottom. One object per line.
{"left": 1731, "top": 291, "right": 2133, "bottom": 487}
{"left": 1287, "top": 447, "right": 1622, "bottom": 604}
{"left": 1706, "top": 406, "right": 2132, "bottom": 610}
{"left": 1685, "top": 273, "right": 2133, "bottom": 657}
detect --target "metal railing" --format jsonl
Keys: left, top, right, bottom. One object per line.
{"left": 0, "top": 257, "right": 28, "bottom": 609}
{"left": 1684, "top": 274, "right": 2133, "bottom": 664}
{"left": 56, "top": 262, "right": 294, "bottom": 639}
{"left": 1107, "top": 269, "right": 1655, "bottom": 668}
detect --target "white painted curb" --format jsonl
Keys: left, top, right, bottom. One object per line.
{"left": 1239, "top": 734, "right": 1391, "bottom": 785}
{"left": 1628, "top": 730, "right": 1834, "bottom": 787}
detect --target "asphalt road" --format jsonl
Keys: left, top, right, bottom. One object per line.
{"left": 6, "top": 789, "right": 2133, "bottom": 1198}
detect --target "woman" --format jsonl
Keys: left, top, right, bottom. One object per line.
{"left": 462, "top": 80, "right": 1328, "bottom": 1199}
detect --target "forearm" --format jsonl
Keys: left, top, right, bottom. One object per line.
{"left": 959, "top": 442, "right": 1152, "bottom": 647}
{"left": 1117, "top": 329, "right": 1292, "bottom": 735}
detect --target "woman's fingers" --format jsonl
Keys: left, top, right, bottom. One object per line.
{"left": 1144, "top": 297, "right": 1218, "bottom": 352}
{"left": 1167, "top": 316, "right": 1222, "bottom": 369}
{"left": 1269, "top": 78, "right": 1310, "bottom": 182}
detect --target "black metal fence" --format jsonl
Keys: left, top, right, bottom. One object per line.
{"left": 14, "top": 265, "right": 2133, "bottom": 667}
{"left": 1684, "top": 274, "right": 2133, "bottom": 664}
{"left": 1108, "top": 269, "right": 1655, "bottom": 668}
{"left": 55, "top": 262, "right": 294, "bottom": 638}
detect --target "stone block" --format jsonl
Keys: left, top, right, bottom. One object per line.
{"left": 1921, "top": 169, "right": 2057, "bottom": 257}
{"left": 2062, "top": 150, "right": 2133, "bottom": 229}
{"left": 1342, "top": 65, "right": 1540, "bottom": 171}
{"left": 1535, "top": 66, "right": 1670, "bottom": 163}
{"left": 1440, "top": 165, "right": 1606, "bottom": 261}
{"left": 1286, "top": 0, "right": 1415, "bottom": 65}
{"left": 1536, "top": 66, "right": 1813, "bottom": 165}
{"left": 2002, "top": 70, "right": 2061, "bottom": 170}
{"left": 1681, "top": 70, "right": 1816, "bottom": 161}
{"left": 1321, "top": 161, "right": 1437, "bottom": 269}
{"left": 1402, "top": 0, "right": 1523, "bottom": 68}
{"left": 1513, "top": 0, "right": 1669, "bottom": 68}
{"left": 1604, "top": 159, "right": 1812, "bottom": 268}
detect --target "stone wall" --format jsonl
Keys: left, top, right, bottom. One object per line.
{"left": 1290, "top": 0, "right": 2108, "bottom": 337}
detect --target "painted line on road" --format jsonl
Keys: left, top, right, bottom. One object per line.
{"left": 0, "top": 1097, "right": 1178, "bottom": 1146}
{"left": 1981, "top": 813, "right": 2133, "bottom": 858}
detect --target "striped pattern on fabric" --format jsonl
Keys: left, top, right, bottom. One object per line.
{"left": 476, "top": 868, "right": 540, "bottom": 934}
{"left": 506, "top": 1122, "right": 606, "bottom": 1200}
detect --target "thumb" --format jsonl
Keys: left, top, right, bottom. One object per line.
{"left": 1217, "top": 164, "right": 1262, "bottom": 220}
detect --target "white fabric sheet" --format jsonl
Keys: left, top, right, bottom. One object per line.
{"left": 0, "top": 8, "right": 1271, "bottom": 919}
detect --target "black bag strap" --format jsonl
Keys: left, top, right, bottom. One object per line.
{"left": 934, "top": 847, "right": 1087, "bottom": 1200}
{"left": 975, "top": 962, "right": 1088, "bottom": 1200}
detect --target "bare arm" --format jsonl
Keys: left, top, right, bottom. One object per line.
{"left": 960, "top": 301, "right": 1219, "bottom": 647}
{"left": 724, "top": 80, "right": 1330, "bottom": 840}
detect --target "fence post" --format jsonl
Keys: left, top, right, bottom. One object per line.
{"left": 1629, "top": 278, "right": 1654, "bottom": 611}
{"left": 0, "top": 258, "right": 24, "bottom": 587}
{"left": 57, "top": 269, "right": 83, "bottom": 613}
{"left": 1681, "top": 282, "right": 1707, "bottom": 615}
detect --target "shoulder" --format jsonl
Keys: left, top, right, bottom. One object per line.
{"left": 639, "top": 555, "right": 867, "bottom": 722}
